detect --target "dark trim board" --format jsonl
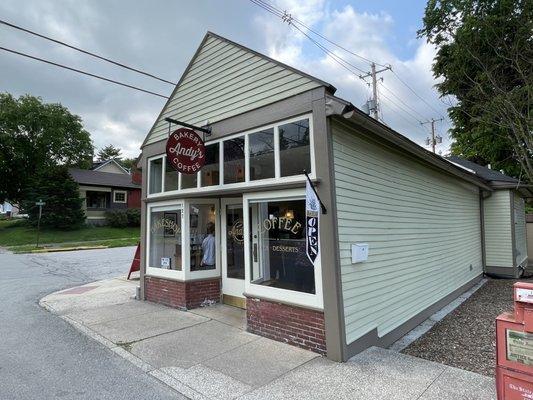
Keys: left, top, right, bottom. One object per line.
{"left": 485, "top": 265, "right": 521, "bottom": 279}
{"left": 344, "top": 273, "right": 483, "bottom": 360}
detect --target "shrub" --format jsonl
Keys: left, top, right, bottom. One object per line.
{"left": 126, "top": 208, "right": 141, "bottom": 227}
{"left": 105, "top": 209, "right": 128, "bottom": 228}
{"left": 22, "top": 166, "right": 85, "bottom": 230}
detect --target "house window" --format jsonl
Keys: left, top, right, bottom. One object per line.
{"left": 201, "top": 143, "right": 220, "bottom": 187}
{"left": 86, "top": 191, "right": 108, "bottom": 209}
{"left": 249, "top": 198, "right": 315, "bottom": 294}
{"left": 113, "top": 190, "right": 127, "bottom": 203}
{"left": 164, "top": 158, "right": 179, "bottom": 192}
{"left": 149, "top": 207, "right": 183, "bottom": 271}
{"left": 149, "top": 157, "right": 163, "bottom": 194}
{"left": 249, "top": 128, "right": 275, "bottom": 181}
{"left": 223, "top": 137, "right": 245, "bottom": 184}
{"left": 146, "top": 115, "right": 314, "bottom": 197}
{"left": 279, "top": 119, "right": 310, "bottom": 177}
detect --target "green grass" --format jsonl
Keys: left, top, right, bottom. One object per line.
{"left": 0, "top": 219, "right": 139, "bottom": 250}
{"left": 8, "top": 237, "right": 140, "bottom": 254}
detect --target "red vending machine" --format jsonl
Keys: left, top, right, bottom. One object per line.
{"left": 496, "top": 282, "right": 533, "bottom": 399}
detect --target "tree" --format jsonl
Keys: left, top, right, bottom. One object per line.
{"left": 120, "top": 157, "right": 138, "bottom": 171}
{"left": 0, "top": 93, "right": 94, "bottom": 204}
{"left": 22, "top": 166, "right": 85, "bottom": 230}
{"left": 419, "top": 0, "right": 532, "bottom": 181}
{"left": 97, "top": 144, "right": 122, "bottom": 161}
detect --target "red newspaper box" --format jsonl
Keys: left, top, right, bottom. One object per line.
{"left": 496, "top": 283, "right": 533, "bottom": 399}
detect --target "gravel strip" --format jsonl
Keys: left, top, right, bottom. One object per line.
{"left": 402, "top": 276, "right": 533, "bottom": 376}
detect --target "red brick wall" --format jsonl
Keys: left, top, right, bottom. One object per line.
{"left": 246, "top": 296, "right": 326, "bottom": 355}
{"left": 145, "top": 276, "right": 220, "bottom": 309}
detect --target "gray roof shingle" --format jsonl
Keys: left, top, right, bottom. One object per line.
{"left": 446, "top": 156, "right": 518, "bottom": 183}
{"left": 69, "top": 168, "right": 140, "bottom": 189}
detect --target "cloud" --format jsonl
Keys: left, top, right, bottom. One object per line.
{"left": 252, "top": 1, "right": 451, "bottom": 154}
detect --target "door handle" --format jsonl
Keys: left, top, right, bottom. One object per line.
{"left": 253, "top": 243, "right": 258, "bottom": 262}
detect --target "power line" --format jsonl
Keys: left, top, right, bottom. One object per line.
{"left": 249, "top": 0, "right": 447, "bottom": 126}
{"left": 0, "top": 46, "right": 170, "bottom": 99}
{"left": 390, "top": 69, "right": 445, "bottom": 118}
{"left": 250, "top": 0, "right": 366, "bottom": 74}
{"left": 379, "top": 82, "right": 431, "bottom": 122}
{"left": 0, "top": 18, "right": 176, "bottom": 85}
{"left": 252, "top": 0, "right": 385, "bottom": 67}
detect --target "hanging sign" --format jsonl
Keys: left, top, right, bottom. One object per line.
{"left": 166, "top": 128, "right": 206, "bottom": 174}
{"left": 305, "top": 178, "right": 320, "bottom": 264}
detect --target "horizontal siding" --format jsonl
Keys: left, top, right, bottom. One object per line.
{"left": 514, "top": 193, "right": 528, "bottom": 266}
{"left": 144, "top": 35, "right": 321, "bottom": 145}
{"left": 483, "top": 190, "right": 513, "bottom": 268}
{"left": 332, "top": 120, "right": 482, "bottom": 344}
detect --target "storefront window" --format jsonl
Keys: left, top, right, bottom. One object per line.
{"left": 223, "top": 137, "right": 245, "bottom": 184}
{"left": 201, "top": 143, "right": 220, "bottom": 187}
{"left": 226, "top": 205, "right": 245, "bottom": 279}
{"left": 250, "top": 199, "right": 315, "bottom": 294}
{"left": 279, "top": 119, "right": 310, "bottom": 177}
{"left": 149, "top": 158, "right": 163, "bottom": 194}
{"left": 249, "top": 128, "right": 275, "bottom": 181}
{"left": 181, "top": 172, "right": 197, "bottom": 189}
{"left": 164, "top": 158, "right": 179, "bottom": 192}
{"left": 149, "top": 207, "right": 182, "bottom": 271}
{"left": 190, "top": 203, "right": 217, "bottom": 271}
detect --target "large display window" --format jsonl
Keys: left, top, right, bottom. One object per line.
{"left": 147, "top": 114, "right": 315, "bottom": 197}
{"left": 243, "top": 189, "right": 323, "bottom": 309}
{"left": 146, "top": 199, "right": 220, "bottom": 280}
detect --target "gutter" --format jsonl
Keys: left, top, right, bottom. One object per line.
{"left": 326, "top": 99, "right": 492, "bottom": 191}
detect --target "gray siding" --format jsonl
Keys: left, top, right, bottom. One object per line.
{"left": 144, "top": 35, "right": 321, "bottom": 145}
{"left": 331, "top": 120, "right": 483, "bottom": 345}
{"left": 514, "top": 193, "right": 528, "bottom": 266}
{"left": 483, "top": 190, "right": 513, "bottom": 268}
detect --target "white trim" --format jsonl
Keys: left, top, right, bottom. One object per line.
{"left": 243, "top": 188, "right": 324, "bottom": 310}
{"left": 146, "top": 200, "right": 185, "bottom": 280}
{"left": 147, "top": 114, "right": 315, "bottom": 199}
{"left": 92, "top": 158, "right": 130, "bottom": 174}
{"left": 221, "top": 198, "right": 245, "bottom": 299}
{"left": 113, "top": 190, "right": 127, "bottom": 203}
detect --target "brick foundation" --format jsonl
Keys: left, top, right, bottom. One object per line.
{"left": 145, "top": 276, "right": 221, "bottom": 309}
{"left": 246, "top": 296, "right": 326, "bottom": 355}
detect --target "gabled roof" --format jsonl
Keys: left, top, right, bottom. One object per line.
{"left": 69, "top": 168, "right": 140, "bottom": 189}
{"left": 446, "top": 156, "right": 519, "bottom": 183}
{"left": 91, "top": 158, "right": 130, "bottom": 174}
{"left": 142, "top": 31, "right": 336, "bottom": 146}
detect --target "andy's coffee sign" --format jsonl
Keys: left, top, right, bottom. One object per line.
{"left": 166, "top": 128, "right": 206, "bottom": 174}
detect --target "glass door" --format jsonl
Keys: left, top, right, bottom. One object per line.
{"left": 221, "top": 198, "right": 246, "bottom": 308}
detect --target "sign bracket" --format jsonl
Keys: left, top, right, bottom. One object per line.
{"left": 165, "top": 117, "right": 212, "bottom": 141}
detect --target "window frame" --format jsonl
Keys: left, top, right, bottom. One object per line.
{"left": 145, "top": 199, "right": 220, "bottom": 281}
{"left": 146, "top": 114, "right": 315, "bottom": 198}
{"left": 113, "top": 190, "right": 127, "bottom": 204}
{"left": 242, "top": 188, "right": 323, "bottom": 310}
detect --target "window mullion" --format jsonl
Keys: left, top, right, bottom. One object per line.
{"left": 245, "top": 134, "right": 250, "bottom": 182}
{"left": 274, "top": 126, "right": 280, "bottom": 178}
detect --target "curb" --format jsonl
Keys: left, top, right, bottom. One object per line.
{"left": 39, "top": 297, "right": 207, "bottom": 400}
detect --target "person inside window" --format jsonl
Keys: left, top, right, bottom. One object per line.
{"left": 201, "top": 222, "right": 215, "bottom": 269}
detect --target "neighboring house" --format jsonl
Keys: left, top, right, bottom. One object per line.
{"left": 0, "top": 201, "right": 19, "bottom": 217}
{"left": 69, "top": 159, "right": 141, "bottom": 225}
{"left": 448, "top": 156, "right": 532, "bottom": 277}
{"left": 136, "top": 32, "right": 530, "bottom": 362}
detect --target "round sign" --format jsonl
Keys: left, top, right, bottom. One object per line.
{"left": 166, "top": 128, "right": 206, "bottom": 174}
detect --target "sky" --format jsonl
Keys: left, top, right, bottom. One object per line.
{"left": 0, "top": 0, "right": 452, "bottom": 158}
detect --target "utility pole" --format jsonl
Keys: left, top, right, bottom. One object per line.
{"left": 360, "top": 63, "right": 391, "bottom": 120}
{"left": 421, "top": 118, "right": 444, "bottom": 153}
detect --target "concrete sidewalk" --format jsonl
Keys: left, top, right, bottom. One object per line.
{"left": 40, "top": 277, "right": 496, "bottom": 400}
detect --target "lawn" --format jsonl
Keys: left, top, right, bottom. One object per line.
{"left": 0, "top": 219, "right": 139, "bottom": 252}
